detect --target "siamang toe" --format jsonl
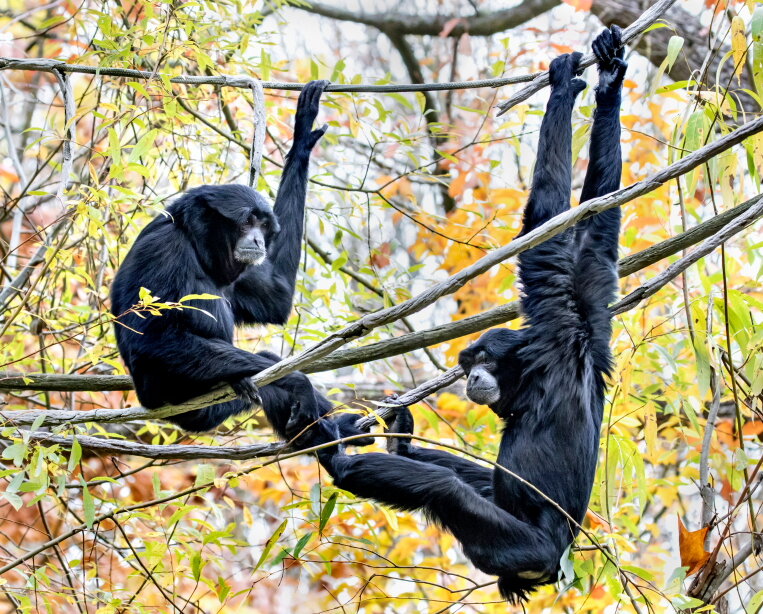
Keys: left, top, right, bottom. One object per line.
{"left": 230, "top": 377, "right": 261, "bottom": 407}
{"left": 331, "top": 412, "right": 375, "bottom": 447}
{"left": 386, "top": 403, "right": 414, "bottom": 456}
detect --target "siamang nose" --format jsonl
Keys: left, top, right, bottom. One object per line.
{"left": 468, "top": 372, "right": 482, "bottom": 387}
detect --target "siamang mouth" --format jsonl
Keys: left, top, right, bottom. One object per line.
{"left": 234, "top": 247, "right": 267, "bottom": 266}
{"left": 465, "top": 386, "right": 501, "bottom": 406}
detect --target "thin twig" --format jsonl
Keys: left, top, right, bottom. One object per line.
{"left": 496, "top": 0, "right": 677, "bottom": 114}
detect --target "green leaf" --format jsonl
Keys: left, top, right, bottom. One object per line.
{"left": 194, "top": 464, "right": 215, "bottom": 488}
{"left": 128, "top": 129, "right": 158, "bottom": 164}
{"left": 752, "top": 7, "right": 763, "bottom": 43}
{"left": 2, "top": 442, "right": 27, "bottom": 466}
{"left": 191, "top": 552, "right": 205, "bottom": 582}
{"left": 666, "top": 36, "right": 684, "bottom": 71}
{"left": 67, "top": 438, "right": 82, "bottom": 472}
{"left": 292, "top": 532, "right": 313, "bottom": 558}
{"left": 108, "top": 128, "right": 121, "bottom": 166}
{"left": 29, "top": 414, "right": 46, "bottom": 432}
{"left": 82, "top": 482, "right": 95, "bottom": 528}
{"left": 319, "top": 492, "right": 338, "bottom": 533}
{"left": 747, "top": 589, "right": 763, "bottom": 614}
{"left": 254, "top": 520, "right": 287, "bottom": 571}
{"left": 3, "top": 491, "right": 23, "bottom": 511}
{"left": 753, "top": 42, "right": 763, "bottom": 98}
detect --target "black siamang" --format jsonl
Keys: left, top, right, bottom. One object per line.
{"left": 314, "top": 28, "right": 627, "bottom": 602}
{"left": 111, "top": 80, "right": 364, "bottom": 442}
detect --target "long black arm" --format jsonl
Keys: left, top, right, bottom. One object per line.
{"left": 227, "top": 81, "right": 329, "bottom": 325}
{"left": 574, "top": 27, "right": 627, "bottom": 365}
{"left": 517, "top": 52, "right": 585, "bottom": 334}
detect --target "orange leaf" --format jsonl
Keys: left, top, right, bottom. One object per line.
{"left": 586, "top": 509, "right": 613, "bottom": 532}
{"left": 677, "top": 515, "right": 710, "bottom": 576}
{"left": 563, "top": 0, "right": 593, "bottom": 9}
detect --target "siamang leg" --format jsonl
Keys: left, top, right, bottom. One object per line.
{"left": 239, "top": 351, "right": 373, "bottom": 446}
{"left": 518, "top": 52, "right": 586, "bottom": 330}
{"left": 318, "top": 446, "right": 559, "bottom": 580}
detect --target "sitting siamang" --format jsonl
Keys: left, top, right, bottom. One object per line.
{"left": 314, "top": 28, "right": 627, "bottom": 602}
{"left": 111, "top": 80, "right": 366, "bottom": 443}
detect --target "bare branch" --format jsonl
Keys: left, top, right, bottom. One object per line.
{"left": 497, "top": 0, "right": 677, "bottom": 114}
{"left": 294, "top": 0, "right": 558, "bottom": 38}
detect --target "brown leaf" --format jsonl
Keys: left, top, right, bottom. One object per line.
{"left": 677, "top": 515, "right": 711, "bottom": 576}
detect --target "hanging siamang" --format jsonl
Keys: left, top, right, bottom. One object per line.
{"left": 313, "top": 27, "right": 627, "bottom": 602}
{"left": 111, "top": 80, "right": 367, "bottom": 444}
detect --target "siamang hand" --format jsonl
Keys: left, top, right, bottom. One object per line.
{"left": 549, "top": 52, "right": 586, "bottom": 97}
{"left": 230, "top": 376, "right": 261, "bottom": 407}
{"left": 293, "top": 80, "right": 330, "bottom": 150}
{"left": 593, "top": 26, "right": 627, "bottom": 100}
{"left": 385, "top": 398, "right": 414, "bottom": 456}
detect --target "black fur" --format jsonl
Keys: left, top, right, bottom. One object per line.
{"left": 314, "top": 28, "right": 627, "bottom": 602}
{"left": 111, "top": 81, "right": 368, "bottom": 443}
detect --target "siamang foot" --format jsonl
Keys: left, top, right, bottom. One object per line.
{"left": 229, "top": 377, "right": 261, "bottom": 408}
{"left": 285, "top": 394, "right": 341, "bottom": 450}
{"left": 385, "top": 398, "right": 414, "bottom": 456}
{"left": 330, "top": 412, "right": 375, "bottom": 447}
{"left": 548, "top": 52, "right": 586, "bottom": 97}
{"left": 593, "top": 26, "right": 627, "bottom": 99}
{"left": 293, "top": 80, "right": 330, "bottom": 150}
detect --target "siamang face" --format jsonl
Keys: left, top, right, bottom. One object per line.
{"left": 199, "top": 185, "right": 281, "bottom": 267}
{"left": 234, "top": 209, "right": 278, "bottom": 266}
{"left": 458, "top": 328, "right": 525, "bottom": 410}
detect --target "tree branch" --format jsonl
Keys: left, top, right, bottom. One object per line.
{"left": 293, "top": 0, "right": 559, "bottom": 38}
{"left": 4, "top": 192, "right": 758, "bottom": 393}
{"left": 2, "top": 189, "right": 761, "bottom": 432}
{"left": 497, "top": 0, "right": 677, "bottom": 114}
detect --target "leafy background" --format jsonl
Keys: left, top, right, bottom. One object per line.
{"left": 0, "top": 0, "right": 761, "bottom": 612}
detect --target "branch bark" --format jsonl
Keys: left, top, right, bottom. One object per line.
{"left": 294, "top": 0, "right": 559, "bottom": 38}
{"left": 591, "top": 0, "right": 756, "bottom": 98}
{"left": 497, "top": 0, "right": 678, "bottom": 114}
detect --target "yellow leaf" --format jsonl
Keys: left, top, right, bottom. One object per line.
{"left": 731, "top": 16, "right": 748, "bottom": 82}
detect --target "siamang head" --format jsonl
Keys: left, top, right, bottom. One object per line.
{"left": 172, "top": 185, "right": 280, "bottom": 283}
{"left": 458, "top": 328, "right": 526, "bottom": 413}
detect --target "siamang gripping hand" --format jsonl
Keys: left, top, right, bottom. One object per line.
{"left": 293, "top": 80, "right": 330, "bottom": 151}
{"left": 549, "top": 51, "right": 586, "bottom": 98}
{"left": 593, "top": 26, "right": 627, "bottom": 103}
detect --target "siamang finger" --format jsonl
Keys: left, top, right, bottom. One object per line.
{"left": 613, "top": 57, "right": 628, "bottom": 81}
{"left": 570, "top": 51, "right": 584, "bottom": 75}
{"left": 592, "top": 38, "right": 606, "bottom": 66}
{"left": 611, "top": 25, "right": 624, "bottom": 58}
{"left": 307, "top": 123, "right": 328, "bottom": 149}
